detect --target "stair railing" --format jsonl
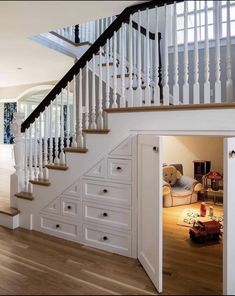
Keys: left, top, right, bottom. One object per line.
{"left": 11, "top": 0, "right": 235, "bottom": 203}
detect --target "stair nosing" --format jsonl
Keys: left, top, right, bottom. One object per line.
{"left": 64, "top": 147, "right": 88, "bottom": 153}
{"left": 15, "top": 192, "right": 34, "bottom": 201}
{"left": 82, "top": 129, "right": 110, "bottom": 134}
{"left": 29, "top": 179, "right": 51, "bottom": 187}
{"left": 46, "top": 164, "right": 69, "bottom": 171}
{"left": 0, "top": 207, "right": 20, "bottom": 217}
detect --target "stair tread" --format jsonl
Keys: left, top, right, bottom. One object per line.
{"left": 98, "top": 62, "right": 114, "bottom": 67}
{"left": 0, "top": 206, "right": 20, "bottom": 216}
{"left": 83, "top": 129, "right": 110, "bottom": 134}
{"left": 64, "top": 147, "right": 88, "bottom": 153}
{"left": 29, "top": 179, "right": 51, "bottom": 186}
{"left": 46, "top": 164, "right": 69, "bottom": 171}
{"left": 126, "top": 86, "right": 146, "bottom": 90}
{"left": 15, "top": 192, "right": 34, "bottom": 200}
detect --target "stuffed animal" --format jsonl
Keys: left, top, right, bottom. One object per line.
{"left": 163, "top": 165, "right": 182, "bottom": 186}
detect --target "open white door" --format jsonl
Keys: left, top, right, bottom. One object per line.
{"left": 138, "top": 135, "right": 163, "bottom": 293}
{"left": 223, "top": 137, "right": 235, "bottom": 295}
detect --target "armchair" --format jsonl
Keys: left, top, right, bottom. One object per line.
{"left": 163, "top": 164, "right": 203, "bottom": 208}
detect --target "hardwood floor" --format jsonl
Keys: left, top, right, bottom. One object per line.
{"left": 163, "top": 202, "right": 223, "bottom": 295}
{"left": 0, "top": 202, "right": 223, "bottom": 295}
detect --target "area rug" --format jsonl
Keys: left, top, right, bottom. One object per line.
{"left": 177, "top": 208, "right": 224, "bottom": 228}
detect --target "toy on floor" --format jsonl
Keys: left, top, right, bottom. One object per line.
{"left": 189, "top": 220, "right": 222, "bottom": 243}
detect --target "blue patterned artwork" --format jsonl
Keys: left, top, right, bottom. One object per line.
{"left": 4, "top": 103, "right": 17, "bottom": 144}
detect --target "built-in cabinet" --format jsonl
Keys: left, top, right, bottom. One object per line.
{"left": 39, "top": 136, "right": 137, "bottom": 258}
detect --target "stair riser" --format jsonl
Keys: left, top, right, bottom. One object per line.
{"left": 0, "top": 213, "right": 19, "bottom": 229}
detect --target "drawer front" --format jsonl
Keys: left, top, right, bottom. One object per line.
{"left": 82, "top": 180, "right": 131, "bottom": 206}
{"left": 40, "top": 216, "right": 79, "bottom": 240}
{"left": 61, "top": 197, "right": 81, "bottom": 219}
{"left": 42, "top": 198, "right": 60, "bottom": 215}
{"left": 83, "top": 224, "right": 131, "bottom": 256}
{"left": 83, "top": 202, "right": 131, "bottom": 230}
{"left": 107, "top": 158, "right": 132, "bottom": 182}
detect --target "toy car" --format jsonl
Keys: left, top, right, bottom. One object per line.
{"left": 189, "top": 220, "right": 222, "bottom": 243}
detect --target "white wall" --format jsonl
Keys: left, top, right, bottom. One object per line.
{"left": 163, "top": 136, "right": 224, "bottom": 178}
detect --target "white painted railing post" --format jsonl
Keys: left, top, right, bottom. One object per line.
{"left": 215, "top": 1, "right": 221, "bottom": 103}
{"left": 77, "top": 70, "right": 84, "bottom": 147}
{"left": 183, "top": 1, "right": 189, "bottom": 104}
{"left": 54, "top": 96, "right": 59, "bottom": 163}
{"left": 145, "top": 8, "right": 151, "bottom": 106}
{"left": 38, "top": 113, "right": 44, "bottom": 179}
{"left": 226, "top": 0, "right": 234, "bottom": 102}
{"left": 60, "top": 91, "right": 66, "bottom": 164}
{"left": 136, "top": 10, "right": 143, "bottom": 107}
{"left": 120, "top": 24, "right": 126, "bottom": 108}
{"left": 163, "top": 4, "right": 169, "bottom": 105}
{"left": 105, "top": 41, "right": 111, "bottom": 109}
{"left": 72, "top": 76, "right": 78, "bottom": 147}
{"left": 193, "top": 0, "right": 200, "bottom": 104}
{"left": 153, "top": 6, "right": 160, "bottom": 106}
{"left": 173, "top": 2, "right": 179, "bottom": 105}
{"left": 85, "top": 61, "right": 90, "bottom": 129}
{"left": 91, "top": 54, "right": 97, "bottom": 129}
{"left": 66, "top": 82, "right": 71, "bottom": 147}
{"left": 43, "top": 108, "right": 49, "bottom": 180}
{"left": 10, "top": 112, "right": 25, "bottom": 207}
{"left": 112, "top": 31, "right": 118, "bottom": 108}
{"left": 98, "top": 46, "right": 104, "bottom": 129}
{"left": 128, "top": 15, "right": 134, "bottom": 107}
{"left": 204, "top": 1, "right": 210, "bottom": 103}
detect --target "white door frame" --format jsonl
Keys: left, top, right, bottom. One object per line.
{"left": 134, "top": 129, "right": 235, "bottom": 295}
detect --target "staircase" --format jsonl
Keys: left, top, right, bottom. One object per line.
{"left": 1, "top": 0, "right": 235, "bottom": 234}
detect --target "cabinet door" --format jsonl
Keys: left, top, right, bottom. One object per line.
{"left": 224, "top": 137, "right": 235, "bottom": 295}
{"left": 138, "top": 135, "right": 163, "bottom": 293}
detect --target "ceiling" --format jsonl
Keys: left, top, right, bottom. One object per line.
{"left": 0, "top": 1, "right": 141, "bottom": 88}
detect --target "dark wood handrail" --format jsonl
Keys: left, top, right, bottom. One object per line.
{"left": 21, "top": 0, "right": 183, "bottom": 132}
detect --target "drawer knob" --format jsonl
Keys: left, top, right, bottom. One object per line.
{"left": 56, "top": 224, "right": 60, "bottom": 228}
{"left": 67, "top": 205, "right": 72, "bottom": 210}
{"left": 103, "top": 212, "right": 108, "bottom": 217}
{"left": 103, "top": 236, "right": 108, "bottom": 241}
{"left": 103, "top": 189, "right": 108, "bottom": 193}
{"left": 116, "top": 166, "right": 122, "bottom": 171}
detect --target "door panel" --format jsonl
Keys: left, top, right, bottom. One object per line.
{"left": 223, "top": 137, "right": 235, "bottom": 295}
{"left": 138, "top": 135, "right": 162, "bottom": 293}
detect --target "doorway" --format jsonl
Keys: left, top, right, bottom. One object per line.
{"left": 137, "top": 133, "right": 235, "bottom": 295}
{"left": 162, "top": 135, "right": 223, "bottom": 295}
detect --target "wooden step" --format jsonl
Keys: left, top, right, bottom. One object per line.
{"left": 112, "top": 73, "right": 130, "bottom": 79}
{"left": 15, "top": 192, "right": 34, "bottom": 201}
{"left": 0, "top": 207, "right": 20, "bottom": 217}
{"left": 46, "top": 164, "right": 69, "bottom": 171}
{"left": 98, "top": 62, "right": 114, "bottom": 67}
{"left": 64, "top": 147, "right": 88, "bottom": 154}
{"left": 29, "top": 179, "right": 51, "bottom": 187}
{"left": 83, "top": 129, "right": 110, "bottom": 134}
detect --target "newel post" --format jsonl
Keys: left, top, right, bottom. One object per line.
{"left": 10, "top": 112, "right": 25, "bottom": 208}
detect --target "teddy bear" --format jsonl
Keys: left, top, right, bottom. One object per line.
{"left": 163, "top": 165, "right": 182, "bottom": 187}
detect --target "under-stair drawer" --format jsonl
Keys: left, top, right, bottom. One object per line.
{"left": 40, "top": 216, "right": 80, "bottom": 241}
{"left": 82, "top": 179, "right": 131, "bottom": 206}
{"left": 83, "top": 202, "right": 131, "bottom": 230}
{"left": 82, "top": 224, "right": 131, "bottom": 256}
{"left": 61, "top": 197, "right": 81, "bottom": 219}
{"left": 107, "top": 158, "right": 132, "bottom": 182}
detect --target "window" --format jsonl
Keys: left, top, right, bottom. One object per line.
{"left": 175, "top": 1, "right": 235, "bottom": 45}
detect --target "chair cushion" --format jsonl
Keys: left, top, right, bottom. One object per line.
{"left": 171, "top": 186, "right": 192, "bottom": 197}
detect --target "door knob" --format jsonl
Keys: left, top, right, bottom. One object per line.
{"left": 230, "top": 150, "right": 235, "bottom": 158}
{"left": 153, "top": 146, "right": 159, "bottom": 152}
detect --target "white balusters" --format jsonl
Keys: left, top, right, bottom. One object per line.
{"left": 98, "top": 46, "right": 104, "bottom": 129}
{"left": 54, "top": 96, "right": 59, "bottom": 163}
{"left": 66, "top": 82, "right": 70, "bottom": 147}
{"left": 106, "top": 40, "right": 111, "bottom": 108}
{"left": 85, "top": 61, "right": 90, "bottom": 129}
{"left": 43, "top": 108, "right": 49, "bottom": 180}
{"left": 193, "top": 0, "right": 200, "bottom": 104}
{"left": 38, "top": 113, "right": 44, "bottom": 179}
{"left": 173, "top": 2, "right": 179, "bottom": 105}
{"left": 60, "top": 91, "right": 66, "bottom": 164}
{"left": 136, "top": 11, "right": 142, "bottom": 107}
{"left": 34, "top": 119, "right": 38, "bottom": 179}
{"left": 145, "top": 8, "right": 151, "bottom": 106}
{"left": 24, "top": 128, "right": 29, "bottom": 192}
{"left": 91, "top": 55, "right": 97, "bottom": 128}
{"left": 226, "top": 0, "right": 234, "bottom": 102}
{"left": 72, "top": 76, "right": 78, "bottom": 147}
{"left": 120, "top": 24, "right": 126, "bottom": 107}
{"left": 49, "top": 104, "right": 53, "bottom": 163}
{"left": 128, "top": 14, "right": 134, "bottom": 107}
{"left": 28, "top": 125, "right": 33, "bottom": 192}
{"left": 204, "top": 1, "right": 210, "bottom": 103}
{"left": 183, "top": 1, "right": 189, "bottom": 104}
{"left": 214, "top": 1, "right": 221, "bottom": 103}
{"left": 112, "top": 32, "right": 118, "bottom": 108}
{"left": 153, "top": 7, "right": 160, "bottom": 106}
{"left": 163, "top": 4, "right": 169, "bottom": 105}
{"left": 78, "top": 71, "right": 84, "bottom": 147}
